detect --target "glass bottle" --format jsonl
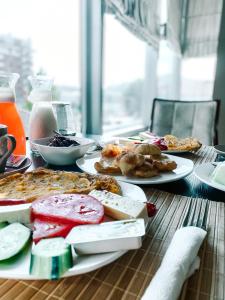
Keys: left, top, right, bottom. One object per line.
{"left": 28, "top": 76, "right": 57, "bottom": 146}
{"left": 0, "top": 72, "right": 26, "bottom": 155}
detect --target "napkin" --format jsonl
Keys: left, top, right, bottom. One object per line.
{"left": 141, "top": 226, "right": 207, "bottom": 300}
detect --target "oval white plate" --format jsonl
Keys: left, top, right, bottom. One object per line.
{"left": 194, "top": 162, "right": 225, "bottom": 192}
{"left": 162, "top": 149, "right": 189, "bottom": 154}
{"left": 0, "top": 181, "right": 147, "bottom": 280}
{"left": 76, "top": 153, "right": 194, "bottom": 185}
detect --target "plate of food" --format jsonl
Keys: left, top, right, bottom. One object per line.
{"left": 162, "top": 135, "right": 202, "bottom": 153}
{"left": 194, "top": 162, "right": 225, "bottom": 192}
{"left": 76, "top": 143, "right": 194, "bottom": 185}
{"left": 0, "top": 168, "right": 152, "bottom": 280}
{"left": 117, "top": 132, "right": 202, "bottom": 154}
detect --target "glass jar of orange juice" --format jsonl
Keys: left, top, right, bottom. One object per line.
{"left": 0, "top": 72, "right": 26, "bottom": 155}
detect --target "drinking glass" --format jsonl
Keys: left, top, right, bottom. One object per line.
{"left": 52, "top": 102, "right": 76, "bottom": 136}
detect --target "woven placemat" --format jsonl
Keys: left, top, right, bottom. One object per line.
{"left": 0, "top": 189, "right": 223, "bottom": 300}
{"left": 169, "top": 145, "right": 217, "bottom": 166}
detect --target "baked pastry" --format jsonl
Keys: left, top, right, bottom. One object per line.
{"left": 94, "top": 159, "right": 121, "bottom": 174}
{"left": 133, "top": 144, "right": 161, "bottom": 156}
{"left": 145, "top": 154, "right": 177, "bottom": 172}
{"left": 164, "top": 135, "right": 201, "bottom": 151}
{"left": 101, "top": 144, "right": 122, "bottom": 158}
{"left": 0, "top": 168, "right": 121, "bottom": 202}
{"left": 116, "top": 152, "right": 145, "bottom": 176}
{"left": 131, "top": 162, "right": 159, "bottom": 178}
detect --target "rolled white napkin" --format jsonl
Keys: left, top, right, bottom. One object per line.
{"left": 142, "top": 226, "right": 207, "bottom": 300}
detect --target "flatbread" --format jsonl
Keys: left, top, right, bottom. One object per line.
{"left": 0, "top": 168, "right": 121, "bottom": 202}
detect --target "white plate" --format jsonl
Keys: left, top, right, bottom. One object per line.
{"left": 76, "top": 153, "right": 194, "bottom": 185}
{"left": 214, "top": 145, "right": 225, "bottom": 157}
{"left": 0, "top": 181, "right": 147, "bottom": 280}
{"left": 194, "top": 162, "right": 225, "bottom": 192}
{"left": 162, "top": 149, "right": 189, "bottom": 154}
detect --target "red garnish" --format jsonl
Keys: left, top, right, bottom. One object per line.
{"left": 0, "top": 199, "right": 27, "bottom": 206}
{"left": 146, "top": 202, "right": 157, "bottom": 217}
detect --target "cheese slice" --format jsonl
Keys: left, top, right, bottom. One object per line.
{"left": 89, "top": 190, "right": 148, "bottom": 224}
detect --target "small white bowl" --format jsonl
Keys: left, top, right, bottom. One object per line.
{"left": 31, "top": 136, "right": 95, "bottom": 166}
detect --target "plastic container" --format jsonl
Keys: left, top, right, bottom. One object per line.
{"left": 66, "top": 219, "right": 145, "bottom": 255}
{"left": 0, "top": 73, "right": 26, "bottom": 155}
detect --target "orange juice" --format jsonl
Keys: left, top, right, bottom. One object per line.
{"left": 0, "top": 101, "right": 26, "bottom": 155}
{"left": 0, "top": 80, "right": 26, "bottom": 157}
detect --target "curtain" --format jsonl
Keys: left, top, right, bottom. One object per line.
{"left": 166, "top": 0, "right": 182, "bottom": 54}
{"left": 105, "top": 0, "right": 161, "bottom": 50}
{"left": 183, "top": 0, "right": 223, "bottom": 57}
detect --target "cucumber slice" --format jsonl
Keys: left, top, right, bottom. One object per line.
{"left": 0, "top": 223, "right": 31, "bottom": 261}
{"left": 0, "top": 222, "right": 9, "bottom": 229}
{"left": 30, "top": 238, "right": 73, "bottom": 279}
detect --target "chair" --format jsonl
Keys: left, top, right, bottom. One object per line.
{"left": 150, "top": 98, "right": 220, "bottom": 145}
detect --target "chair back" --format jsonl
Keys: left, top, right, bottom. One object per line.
{"left": 150, "top": 99, "right": 220, "bottom": 145}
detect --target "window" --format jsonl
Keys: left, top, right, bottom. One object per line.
{"left": 0, "top": 0, "right": 81, "bottom": 133}
{"left": 103, "top": 14, "right": 147, "bottom": 133}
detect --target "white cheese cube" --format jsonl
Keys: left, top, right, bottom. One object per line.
{"left": 89, "top": 190, "right": 148, "bottom": 224}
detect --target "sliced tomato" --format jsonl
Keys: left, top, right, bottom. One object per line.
{"left": 31, "top": 194, "right": 104, "bottom": 225}
{"left": 0, "top": 199, "right": 27, "bottom": 206}
{"left": 33, "top": 219, "right": 74, "bottom": 244}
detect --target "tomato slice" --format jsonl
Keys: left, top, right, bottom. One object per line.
{"left": 31, "top": 194, "right": 104, "bottom": 225}
{"left": 33, "top": 219, "right": 74, "bottom": 244}
{"left": 0, "top": 199, "right": 27, "bottom": 206}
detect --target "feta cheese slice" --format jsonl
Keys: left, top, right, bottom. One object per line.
{"left": 89, "top": 190, "right": 148, "bottom": 224}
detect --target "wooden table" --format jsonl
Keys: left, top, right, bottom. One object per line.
{"left": 0, "top": 145, "right": 224, "bottom": 300}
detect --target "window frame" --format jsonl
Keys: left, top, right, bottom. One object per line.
{"left": 81, "top": 0, "right": 157, "bottom": 136}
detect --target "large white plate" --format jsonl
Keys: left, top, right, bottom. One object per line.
{"left": 194, "top": 162, "right": 225, "bottom": 192}
{"left": 162, "top": 149, "right": 189, "bottom": 154}
{"left": 76, "top": 153, "right": 194, "bottom": 185}
{"left": 0, "top": 181, "right": 147, "bottom": 280}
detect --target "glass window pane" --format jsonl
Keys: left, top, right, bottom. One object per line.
{"left": 103, "top": 14, "right": 146, "bottom": 133}
{"left": 0, "top": 0, "right": 81, "bottom": 133}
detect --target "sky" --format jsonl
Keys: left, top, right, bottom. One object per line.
{"left": 0, "top": 0, "right": 216, "bottom": 87}
{"left": 0, "top": 0, "right": 80, "bottom": 86}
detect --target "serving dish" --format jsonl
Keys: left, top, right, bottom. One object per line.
{"left": 162, "top": 149, "right": 190, "bottom": 154}
{"left": 76, "top": 152, "right": 194, "bottom": 185}
{"left": 0, "top": 180, "right": 147, "bottom": 279}
{"left": 194, "top": 162, "right": 225, "bottom": 192}
{"left": 31, "top": 136, "right": 95, "bottom": 165}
